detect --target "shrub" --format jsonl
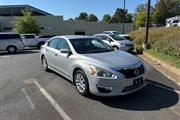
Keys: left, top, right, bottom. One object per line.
{"left": 129, "top": 27, "right": 180, "bottom": 56}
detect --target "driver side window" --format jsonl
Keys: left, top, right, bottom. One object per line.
{"left": 101, "top": 35, "right": 109, "bottom": 41}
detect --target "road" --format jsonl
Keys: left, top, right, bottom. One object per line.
{"left": 0, "top": 50, "right": 180, "bottom": 120}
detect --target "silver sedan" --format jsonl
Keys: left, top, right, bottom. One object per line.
{"left": 40, "top": 35, "right": 147, "bottom": 97}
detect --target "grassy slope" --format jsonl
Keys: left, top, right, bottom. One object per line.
{"left": 129, "top": 27, "right": 180, "bottom": 69}
{"left": 147, "top": 49, "right": 180, "bottom": 69}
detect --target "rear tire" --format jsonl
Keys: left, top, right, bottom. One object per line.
{"left": 41, "top": 56, "right": 49, "bottom": 71}
{"left": 74, "top": 70, "right": 90, "bottom": 96}
{"left": 7, "top": 46, "right": 17, "bottom": 53}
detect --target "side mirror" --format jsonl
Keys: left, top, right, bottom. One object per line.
{"left": 60, "top": 49, "right": 70, "bottom": 54}
{"left": 108, "top": 38, "right": 113, "bottom": 43}
{"left": 60, "top": 49, "right": 72, "bottom": 57}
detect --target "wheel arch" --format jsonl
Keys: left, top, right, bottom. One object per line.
{"left": 6, "top": 45, "right": 17, "bottom": 51}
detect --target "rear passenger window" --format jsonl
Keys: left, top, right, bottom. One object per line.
{"left": 22, "top": 35, "right": 35, "bottom": 39}
{"left": 0, "top": 34, "right": 21, "bottom": 40}
{"left": 48, "top": 39, "right": 58, "bottom": 49}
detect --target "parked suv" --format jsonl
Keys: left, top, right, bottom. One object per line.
{"left": 119, "top": 34, "right": 132, "bottom": 41}
{"left": 0, "top": 32, "right": 24, "bottom": 53}
{"left": 21, "top": 34, "right": 55, "bottom": 49}
{"left": 94, "top": 34, "right": 133, "bottom": 52}
{"left": 21, "top": 34, "right": 37, "bottom": 47}
{"left": 103, "top": 31, "right": 132, "bottom": 41}
{"left": 103, "top": 31, "right": 122, "bottom": 35}
{"left": 36, "top": 35, "right": 55, "bottom": 48}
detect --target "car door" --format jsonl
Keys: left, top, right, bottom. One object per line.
{"left": 21, "top": 35, "right": 36, "bottom": 46}
{"left": 55, "top": 38, "right": 72, "bottom": 77}
{"left": 45, "top": 38, "right": 59, "bottom": 70}
{"left": 0, "top": 34, "right": 6, "bottom": 50}
{"left": 101, "top": 35, "right": 114, "bottom": 46}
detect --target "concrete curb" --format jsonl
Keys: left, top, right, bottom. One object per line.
{"left": 139, "top": 52, "right": 180, "bottom": 86}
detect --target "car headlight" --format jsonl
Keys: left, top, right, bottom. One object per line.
{"left": 89, "top": 65, "right": 117, "bottom": 79}
{"left": 120, "top": 43, "right": 124, "bottom": 45}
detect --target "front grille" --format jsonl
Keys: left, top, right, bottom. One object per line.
{"left": 118, "top": 64, "right": 145, "bottom": 79}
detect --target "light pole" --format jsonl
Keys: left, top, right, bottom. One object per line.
{"left": 143, "top": 0, "right": 151, "bottom": 50}
{"left": 122, "top": 0, "right": 126, "bottom": 34}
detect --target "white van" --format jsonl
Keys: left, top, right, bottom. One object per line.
{"left": 0, "top": 32, "right": 24, "bottom": 53}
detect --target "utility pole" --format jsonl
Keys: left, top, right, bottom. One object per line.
{"left": 122, "top": 0, "right": 126, "bottom": 34}
{"left": 143, "top": 0, "right": 151, "bottom": 49}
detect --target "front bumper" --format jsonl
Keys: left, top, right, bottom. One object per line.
{"left": 88, "top": 74, "right": 146, "bottom": 97}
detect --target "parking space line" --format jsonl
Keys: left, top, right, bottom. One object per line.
{"left": 2, "top": 56, "right": 10, "bottom": 58}
{"left": 34, "top": 81, "right": 72, "bottom": 120}
{"left": 147, "top": 81, "right": 180, "bottom": 94}
{"left": 21, "top": 88, "right": 35, "bottom": 110}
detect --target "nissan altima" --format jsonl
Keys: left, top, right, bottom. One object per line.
{"left": 40, "top": 35, "right": 147, "bottom": 96}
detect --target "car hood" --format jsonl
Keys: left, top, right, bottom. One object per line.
{"left": 83, "top": 50, "right": 140, "bottom": 69}
{"left": 118, "top": 40, "right": 132, "bottom": 45}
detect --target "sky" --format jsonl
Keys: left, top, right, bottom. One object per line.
{"left": 0, "top": 0, "right": 157, "bottom": 20}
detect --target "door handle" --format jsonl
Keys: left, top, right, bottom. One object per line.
{"left": 54, "top": 53, "right": 58, "bottom": 56}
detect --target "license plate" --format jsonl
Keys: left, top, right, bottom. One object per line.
{"left": 133, "top": 77, "right": 143, "bottom": 85}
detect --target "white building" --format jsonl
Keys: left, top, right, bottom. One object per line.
{"left": 0, "top": 5, "right": 133, "bottom": 35}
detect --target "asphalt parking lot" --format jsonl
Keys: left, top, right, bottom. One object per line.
{"left": 0, "top": 50, "right": 180, "bottom": 120}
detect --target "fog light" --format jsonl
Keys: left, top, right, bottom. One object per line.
{"left": 96, "top": 85, "right": 113, "bottom": 93}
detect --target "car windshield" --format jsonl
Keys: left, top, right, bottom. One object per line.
{"left": 112, "top": 31, "right": 121, "bottom": 35}
{"left": 109, "top": 35, "right": 125, "bottom": 41}
{"left": 70, "top": 38, "right": 114, "bottom": 54}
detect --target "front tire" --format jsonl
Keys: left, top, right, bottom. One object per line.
{"left": 74, "top": 70, "right": 90, "bottom": 96}
{"left": 42, "top": 56, "right": 49, "bottom": 71}
{"left": 7, "top": 46, "right": 17, "bottom": 53}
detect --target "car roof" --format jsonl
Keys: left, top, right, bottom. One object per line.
{"left": 21, "top": 34, "right": 36, "bottom": 35}
{"left": 58, "top": 35, "right": 95, "bottom": 40}
{"left": 94, "top": 33, "right": 109, "bottom": 36}
{"left": 103, "top": 31, "right": 119, "bottom": 32}
{"left": 0, "top": 32, "right": 19, "bottom": 35}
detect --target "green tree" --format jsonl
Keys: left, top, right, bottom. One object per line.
{"left": 168, "top": 0, "right": 180, "bottom": 17}
{"left": 13, "top": 8, "right": 40, "bottom": 34}
{"left": 68, "top": 18, "right": 73, "bottom": 20}
{"left": 111, "top": 8, "right": 124, "bottom": 23}
{"left": 77, "top": 12, "right": 88, "bottom": 21}
{"left": 134, "top": 3, "right": 155, "bottom": 28}
{"left": 102, "top": 14, "right": 111, "bottom": 23}
{"left": 135, "top": 3, "right": 147, "bottom": 13}
{"left": 87, "top": 14, "right": 98, "bottom": 22}
{"left": 153, "top": 0, "right": 168, "bottom": 25}
{"left": 135, "top": 10, "right": 147, "bottom": 28}
{"left": 74, "top": 17, "right": 79, "bottom": 20}
{"left": 125, "top": 13, "right": 133, "bottom": 23}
